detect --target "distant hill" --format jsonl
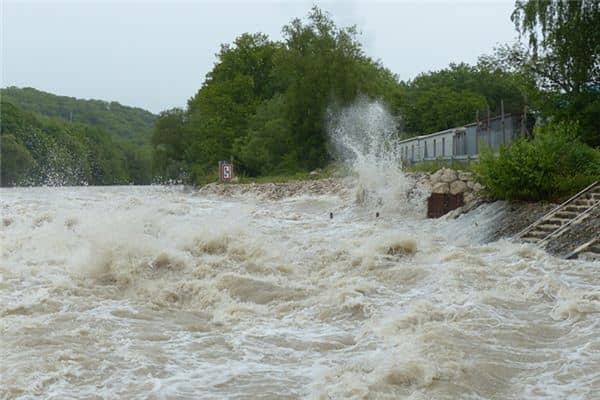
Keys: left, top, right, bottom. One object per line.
{"left": 1, "top": 99, "right": 153, "bottom": 186}
{"left": 0, "top": 86, "right": 157, "bottom": 144}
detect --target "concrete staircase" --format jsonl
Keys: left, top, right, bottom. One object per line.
{"left": 515, "top": 181, "right": 600, "bottom": 253}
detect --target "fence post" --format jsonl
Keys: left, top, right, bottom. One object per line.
{"left": 487, "top": 106, "right": 491, "bottom": 147}
{"left": 501, "top": 99, "right": 505, "bottom": 145}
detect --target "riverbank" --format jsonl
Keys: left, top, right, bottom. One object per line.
{"left": 197, "top": 177, "right": 354, "bottom": 200}
{"left": 197, "top": 173, "right": 597, "bottom": 258}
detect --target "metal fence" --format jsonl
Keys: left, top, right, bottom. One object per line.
{"left": 398, "top": 113, "right": 527, "bottom": 164}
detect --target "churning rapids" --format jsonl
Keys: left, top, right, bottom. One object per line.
{"left": 1, "top": 101, "right": 599, "bottom": 399}
{"left": 1, "top": 183, "right": 599, "bottom": 399}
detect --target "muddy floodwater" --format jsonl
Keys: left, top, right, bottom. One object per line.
{"left": 1, "top": 185, "right": 599, "bottom": 399}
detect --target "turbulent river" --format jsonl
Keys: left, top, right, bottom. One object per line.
{"left": 1, "top": 183, "right": 599, "bottom": 399}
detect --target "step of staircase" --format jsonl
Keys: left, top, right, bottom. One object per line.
{"left": 555, "top": 210, "right": 580, "bottom": 219}
{"left": 565, "top": 205, "right": 592, "bottom": 212}
{"left": 522, "top": 231, "right": 549, "bottom": 240}
{"left": 542, "top": 219, "right": 564, "bottom": 226}
{"left": 537, "top": 223, "right": 560, "bottom": 231}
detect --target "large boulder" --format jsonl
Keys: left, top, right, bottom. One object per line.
{"left": 430, "top": 169, "right": 443, "bottom": 185}
{"left": 449, "top": 180, "right": 468, "bottom": 195}
{"left": 464, "top": 191, "right": 476, "bottom": 205}
{"left": 439, "top": 168, "right": 458, "bottom": 183}
{"left": 432, "top": 182, "right": 450, "bottom": 194}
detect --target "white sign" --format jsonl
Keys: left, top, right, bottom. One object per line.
{"left": 220, "top": 162, "right": 234, "bottom": 181}
{"left": 223, "top": 164, "right": 232, "bottom": 179}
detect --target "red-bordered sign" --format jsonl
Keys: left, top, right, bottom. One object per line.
{"left": 220, "top": 162, "right": 234, "bottom": 181}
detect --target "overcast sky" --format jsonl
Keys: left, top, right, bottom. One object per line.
{"left": 1, "top": 0, "right": 519, "bottom": 113}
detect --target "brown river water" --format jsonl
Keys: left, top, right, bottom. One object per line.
{"left": 1, "top": 183, "right": 598, "bottom": 399}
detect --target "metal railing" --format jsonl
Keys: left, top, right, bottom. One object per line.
{"left": 515, "top": 180, "right": 599, "bottom": 239}
{"left": 565, "top": 238, "right": 599, "bottom": 260}
{"left": 538, "top": 200, "right": 599, "bottom": 246}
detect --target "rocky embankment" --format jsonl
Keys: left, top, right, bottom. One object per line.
{"left": 197, "top": 178, "right": 353, "bottom": 200}
{"left": 409, "top": 168, "right": 484, "bottom": 217}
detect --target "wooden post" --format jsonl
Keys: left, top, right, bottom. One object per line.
{"left": 487, "top": 106, "right": 491, "bottom": 147}
{"left": 501, "top": 99, "right": 505, "bottom": 145}
{"left": 521, "top": 94, "right": 528, "bottom": 138}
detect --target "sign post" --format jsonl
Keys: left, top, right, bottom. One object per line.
{"left": 219, "top": 160, "right": 234, "bottom": 182}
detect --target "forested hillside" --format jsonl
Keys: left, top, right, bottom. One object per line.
{"left": 0, "top": 100, "right": 152, "bottom": 186}
{"left": 1, "top": 87, "right": 156, "bottom": 144}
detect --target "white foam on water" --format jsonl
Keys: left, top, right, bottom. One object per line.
{"left": 1, "top": 185, "right": 598, "bottom": 398}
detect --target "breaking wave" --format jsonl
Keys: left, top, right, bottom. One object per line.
{"left": 327, "top": 97, "right": 428, "bottom": 215}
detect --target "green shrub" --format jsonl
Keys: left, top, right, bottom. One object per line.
{"left": 474, "top": 122, "right": 600, "bottom": 201}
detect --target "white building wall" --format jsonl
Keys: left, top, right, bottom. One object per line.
{"left": 398, "top": 129, "right": 459, "bottom": 163}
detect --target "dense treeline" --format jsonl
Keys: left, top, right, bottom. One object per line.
{"left": 0, "top": 100, "right": 152, "bottom": 186}
{"left": 1, "top": 87, "right": 156, "bottom": 144}
{"left": 152, "top": 4, "right": 598, "bottom": 189}
{"left": 152, "top": 7, "right": 531, "bottom": 184}
{"left": 153, "top": 8, "right": 400, "bottom": 183}
{"left": 399, "top": 62, "right": 529, "bottom": 137}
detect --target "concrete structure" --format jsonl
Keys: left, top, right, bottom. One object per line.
{"left": 398, "top": 113, "right": 526, "bottom": 164}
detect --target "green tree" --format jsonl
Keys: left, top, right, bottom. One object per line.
{"left": 151, "top": 108, "right": 187, "bottom": 181}
{"left": 233, "top": 95, "right": 295, "bottom": 175}
{"left": 399, "top": 63, "right": 527, "bottom": 136}
{"left": 183, "top": 33, "right": 281, "bottom": 180}
{"left": 511, "top": 0, "right": 600, "bottom": 146}
{"left": 278, "top": 7, "right": 378, "bottom": 169}
{"left": 1, "top": 100, "right": 139, "bottom": 186}
{"left": 1, "top": 86, "right": 157, "bottom": 144}
{"left": 402, "top": 87, "right": 487, "bottom": 135}
{"left": 159, "top": 8, "right": 403, "bottom": 183}
{"left": 0, "top": 134, "right": 36, "bottom": 185}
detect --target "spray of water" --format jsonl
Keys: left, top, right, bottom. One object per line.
{"left": 327, "top": 97, "right": 424, "bottom": 213}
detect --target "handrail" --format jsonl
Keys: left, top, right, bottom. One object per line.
{"left": 565, "top": 237, "right": 599, "bottom": 260}
{"left": 515, "top": 180, "right": 599, "bottom": 238}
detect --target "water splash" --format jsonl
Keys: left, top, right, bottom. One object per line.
{"left": 327, "top": 97, "right": 422, "bottom": 213}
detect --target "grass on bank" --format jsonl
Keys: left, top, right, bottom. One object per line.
{"left": 236, "top": 171, "right": 322, "bottom": 184}
{"left": 202, "top": 163, "right": 342, "bottom": 185}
